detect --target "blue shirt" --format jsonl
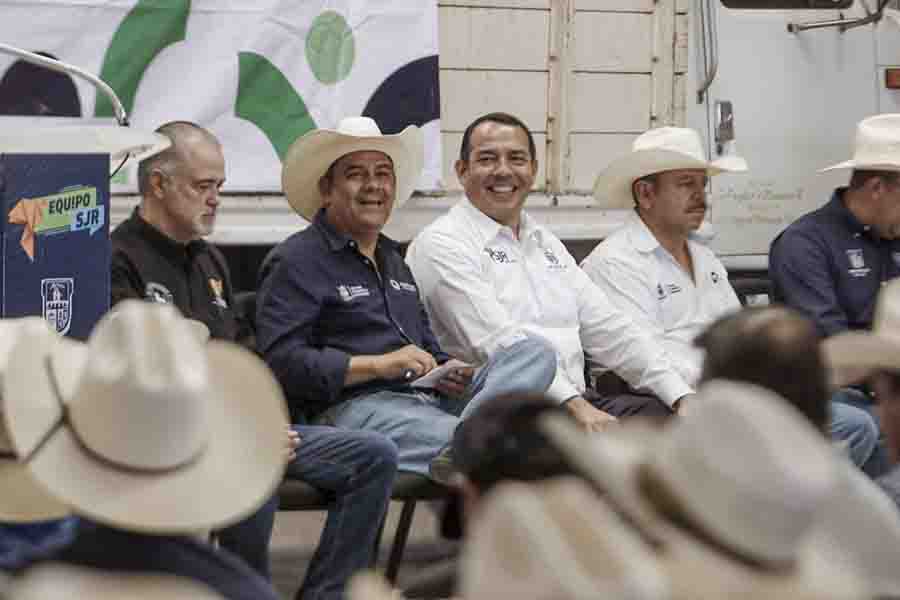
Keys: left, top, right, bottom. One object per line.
{"left": 256, "top": 210, "right": 450, "bottom": 421}
{"left": 0, "top": 518, "right": 78, "bottom": 572}
{"left": 770, "top": 188, "right": 900, "bottom": 337}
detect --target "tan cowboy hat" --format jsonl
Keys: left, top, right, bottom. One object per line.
{"left": 823, "top": 278, "right": 900, "bottom": 386}
{"left": 106, "top": 306, "right": 211, "bottom": 345}
{"left": 347, "top": 478, "right": 667, "bottom": 600}
{"left": 593, "top": 126, "right": 747, "bottom": 209}
{"left": 806, "top": 460, "right": 900, "bottom": 598}
{"left": 0, "top": 317, "right": 84, "bottom": 522}
{"left": 3, "top": 300, "right": 289, "bottom": 534}
{"left": 8, "top": 563, "right": 226, "bottom": 600}
{"left": 282, "top": 116, "right": 424, "bottom": 221}
{"left": 541, "top": 380, "right": 865, "bottom": 600}
{"left": 0, "top": 126, "right": 171, "bottom": 164}
{"left": 821, "top": 114, "right": 900, "bottom": 172}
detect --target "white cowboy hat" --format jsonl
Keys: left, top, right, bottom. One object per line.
{"left": 0, "top": 317, "right": 84, "bottom": 522}
{"left": 461, "top": 478, "right": 667, "bottom": 600}
{"left": 805, "top": 460, "right": 900, "bottom": 598}
{"left": 2, "top": 300, "right": 289, "bottom": 534}
{"left": 593, "top": 127, "right": 747, "bottom": 210}
{"left": 346, "top": 478, "right": 667, "bottom": 600}
{"left": 541, "top": 380, "right": 865, "bottom": 599}
{"left": 821, "top": 114, "right": 900, "bottom": 172}
{"left": 0, "top": 126, "right": 171, "bottom": 164}
{"left": 822, "top": 278, "right": 900, "bottom": 386}
{"left": 282, "top": 116, "right": 424, "bottom": 221}
{"left": 8, "top": 563, "right": 226, "bottom": 600}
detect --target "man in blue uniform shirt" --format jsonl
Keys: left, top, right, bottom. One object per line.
{"left": 770, "top": 113, "right": 900, "bottom": 476}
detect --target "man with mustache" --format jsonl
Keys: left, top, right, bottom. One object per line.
{"left": 580, "top": 127, "right": 743, "bottom": 394}
{"left": 406, "top": 113, "right": 695, "bottom": 431}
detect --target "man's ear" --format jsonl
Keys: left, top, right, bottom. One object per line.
{"left": 634, "top": 179, "right": 654, "bottom": 212}
{"left": 454, "top": 159, "right": 469, "bottom": 186}
{"left": 149, "top": 169, "right": 167, "bottom": 200}
{"left": 318, "top": 176, "right": 332, "bottom": 205}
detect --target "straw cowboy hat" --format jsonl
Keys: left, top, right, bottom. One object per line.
{"left": 8, "top": 563, "right": 225, "bottom": 600}
{"left": 822, "top": 278, "right": 900, "bottom": 386}
{"left": 2, "top": 300, "right": 289, "bottom": 534}
{"left": 593, "top": 126, "right": 747, "bottom": 210}
{"left": 0, "top": 317, "right": 83, "bottom": 522}
{"left": 541, "top": 379, "right": 865, "bottom": 600}
{"left": 805, "top": 460, "right": 900, "bottom": 598}
{"left": 821, "top": 114, "right": 900, "bottom": 172}
{"left": 348, "top": 477, "right": 667, "bottom": 600}
{"left": 1, "top": 125, "right": 170, "bottom": 163}
{"left": 282, "top": 116, "right": 424, "bottom": 221}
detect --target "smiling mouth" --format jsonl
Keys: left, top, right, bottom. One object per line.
{"left": 487, "top": 184, "right": 517, "bottom": 194}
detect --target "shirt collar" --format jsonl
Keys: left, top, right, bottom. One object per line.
{"left": 828, "top": 187, "right": 873, "bottom": 236}
{"left": 312, "top": 208, "right": 402, "bottom": 254}
{"left": 627, "top": 213, "right": 662, "bottom": 253}
{"left": 460, "top": 197, "right": 543, "bottom": 244}
{"left": 129, "top": 207, "right": 204, "bottom": 265}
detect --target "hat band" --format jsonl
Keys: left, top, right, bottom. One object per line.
{"left": 19, "top": 357, "right": 209, "bottom": 474}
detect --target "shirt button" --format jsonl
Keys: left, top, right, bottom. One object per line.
{"left": 349, "top": 241, "right": 357, "bottom": 248}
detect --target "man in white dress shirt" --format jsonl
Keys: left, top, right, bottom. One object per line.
{"left": 580, "top": 127, "right": 744, "bottom": 388}
{"left": 407, "top": 112, "right": 695, "bottom": 431}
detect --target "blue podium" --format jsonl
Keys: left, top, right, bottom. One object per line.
{"left": 0, "top": 153, "right": 109, "bottom": 340}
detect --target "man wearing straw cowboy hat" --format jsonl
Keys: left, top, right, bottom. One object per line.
{"left": 770, "top": 114, "right": 900, "bottom": 475}
{"left": 406, "top": 112, "right": 694, "bottom": 430}
{"left": 582, "top": 127, "right": 876, "bottom": 465}
{"left": 111, "top": 121, "right": 399, "bottom": 600}
{"left": 2, "top": 302, "right": 287, "bottom": 600}
{"left": 581, "top": 126, "right": 744, "bottom": 392}
{"left": 256, "top": 116, "right": 557, "bottom": 479}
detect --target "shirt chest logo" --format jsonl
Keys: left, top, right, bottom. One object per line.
{"left": 208, "top": 278, "right": 228, "bottom": 309}
{"left": 145, "top": 282, "right": 174, "bottom": 304}
{"left": 337, "top": 284, "right": 371, "bottom": 302}
{"left": 542, "top": 248, "right": 566, "bottom": 271}
{"left": 389, "top": 279, "right": 417, "bottom": 293}
{"left": 846, "top": 249, "right": 871, "bottom": 277}
{"left": 656, "top": 282, "right": 683, "bottom": 301}
{"left": 484, "top": 247, "right": 516, "bottom": 264}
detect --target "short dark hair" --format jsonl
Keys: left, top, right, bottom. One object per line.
{"left": 696, "top": 306, "right": 829, "bottom": 431}
{"left": 849, "top": 169, "right": 900, "bottom": 191}
{"left": 458, "top": 112, "right": 536, "bottom": 163}
{"left": 137, "top": 121, "right": 219, "bottom": 196}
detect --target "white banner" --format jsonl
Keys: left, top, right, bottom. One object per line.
{"left": 0, "top": 0, "right": 441, "bottom": 192}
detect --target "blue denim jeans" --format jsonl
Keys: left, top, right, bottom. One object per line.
{"left": 315, "top": 335, "right": 557, "bottom": 475}
{"left": 218, "top": 425, "right": 398, "bottom": 600}
{"left": 830, "top": 388, "right": 890, "bottom": 477}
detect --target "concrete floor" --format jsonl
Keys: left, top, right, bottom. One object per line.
{"left": 269, "top": 500, "right": 457, "bottom": 599}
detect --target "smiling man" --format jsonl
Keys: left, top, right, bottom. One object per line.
{"left": 256, "top": 116, "right": 556, "bottom": 481}
{"left": 406, "top": 113, "right": 696, "bottom": 430}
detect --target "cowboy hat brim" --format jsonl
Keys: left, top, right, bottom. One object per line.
{"left": 539, "top": 416, "right": 863, "bottom": 599}
{"left": 820, "top": 159, "right": 900, "bottom": 173}
{"left": 0, "top": 328, "right": 84, "bottom": 522}
{"left": 821, "top": 332, "right": 900, "bottom": 387}
{"left": 282, "top": 125, "right": 424, "bottom": 221}
{"left": 593, "top": 149, "right": 747, "bottom": 210}
{"left": 7, "top": 338, "right": 288, "bottom": 534}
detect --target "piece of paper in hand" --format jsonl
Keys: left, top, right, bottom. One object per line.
{"left": 411, "top": 359, "right": 471, "bottom": 389}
